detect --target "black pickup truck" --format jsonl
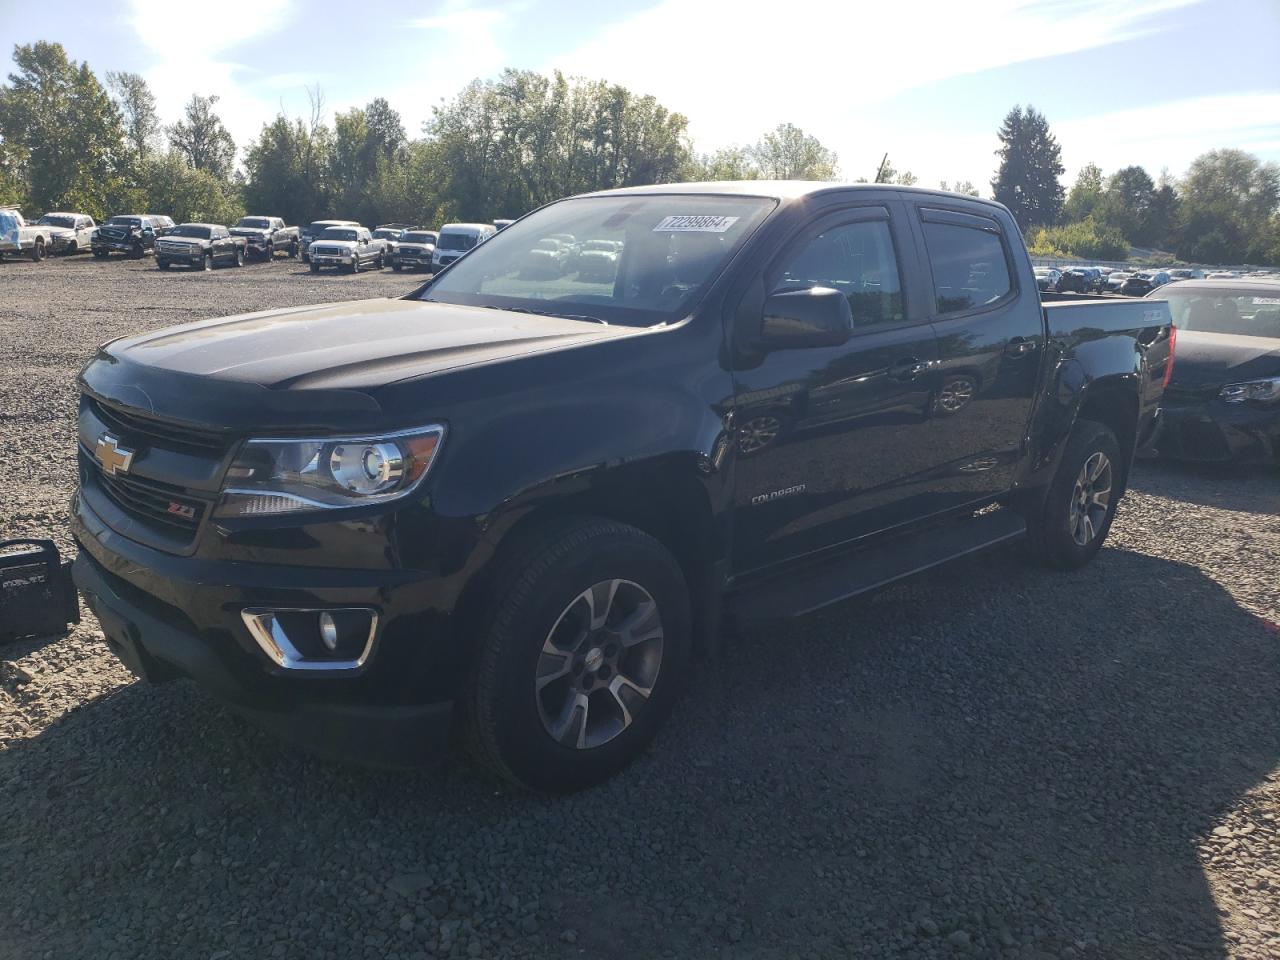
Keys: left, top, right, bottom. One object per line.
{"left": 71, "top": 183, "right": 1174, "bottom": 792}
{"left": 229, "top": 216, "right": 300, "bottom": 259}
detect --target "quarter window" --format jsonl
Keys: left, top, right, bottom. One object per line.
{"left": 922, "top": 220, "right": 1012, "bottom": 315}
{"left": 773, "top": 219, "right": 904, "bottom": 328}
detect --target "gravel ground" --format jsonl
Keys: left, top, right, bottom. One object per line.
{"left": 1, "top": 254, "right": 1278, "bottom": 960}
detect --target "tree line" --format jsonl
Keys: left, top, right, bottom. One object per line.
{"left": 2, "top": 42, "right": 1277, "bottom": 266}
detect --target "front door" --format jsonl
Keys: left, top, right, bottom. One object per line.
{"left": 730, "top": 203, "right": 946, "bottom": 575}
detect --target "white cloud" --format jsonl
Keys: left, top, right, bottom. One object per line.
{"left": 128, "top": 0, "right": 298, "bottom": 157}
{"left": 551, "top": 0, "right": 1201, "bottom": 187}
{"left": 1056, "top": 92, "right": 1280, "bottom": 181}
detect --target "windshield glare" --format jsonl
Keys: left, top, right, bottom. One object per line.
{"left": 107, "top": 217, "right": 141, "bottom": 227}
{"left": 1158, "top": 289, "right": 1280, "bottom": 339}
{"left": 402, "top": 232, "right": 436, "bottom": 244}
{"left": 438, "top": 232, "right": 479, "bottom": 251}
{"left": 170, "top": 225, "right": 211, "bottom": 239}
{"left": 421, "top": 196, "right": 774, "bottom": 326}
{"left": 39, "top": 215, "right": 76, "bottom": 228}
{"left": 238, "top": 218, "right": 270, "bottom": 228}
{"left": 320, "top": 229, "right": 357, "bottom": 241}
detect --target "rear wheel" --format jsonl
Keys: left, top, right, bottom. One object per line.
{"left": 234, "top": 247, "right": 245, "bottom": 267}
{"left": 392, "top": 262, "right": 402, "bottom": 272}
{"left": 462, "top": 518, "right": 691, "bottom": 793}
{"left": 129, "top": 243, "right": 144, "bottom": 259}
{"left": 157, "top": 259, "right": 170, "bottom": 270}
{"left": 203, "top": 250, "right": 213, "bottom": 272}
{"left": 1025, "top": 420, "right": 1121, "bottom": 570}
{"left": 310, "top": 261, "right": 319, "bottom": 274}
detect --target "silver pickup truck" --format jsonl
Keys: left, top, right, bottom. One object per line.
{"left": 0, "top": 208, "right": 53, "bottom": 261}
{"left": 229, "top": 216, "right": 300, "bottom": 259}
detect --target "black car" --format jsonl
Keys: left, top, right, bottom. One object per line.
{"left": 155, "top": 223, "right": 247, "bottom": 271}
{"left": 1149, "top": 280, "right": 1280, "bottom": 463}
{"left": 70, "top": 183, "right": 1173, "bottom": 792}
{"left": 1056, "top": 268, "right": 1091, "bottom": 293}
{"left": 1120, "top": 271, "right": 1170, "bottom": 296}
{"left": 91, "top": 214, "right": 175, "bottom": 258}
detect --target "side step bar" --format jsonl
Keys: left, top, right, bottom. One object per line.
{"left": 727, "top": 508, "right": 1027, "bottom": 623}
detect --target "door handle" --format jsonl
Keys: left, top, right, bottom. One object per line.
{"left": 887, "top": 357, "right": 930, "bottom": 381}
{"left": 1005, "top": 337, "right": 1037, "bottom": 357}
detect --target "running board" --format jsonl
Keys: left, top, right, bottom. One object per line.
{"left": 727, "top": 508, "right": 1027, "bottom": 622}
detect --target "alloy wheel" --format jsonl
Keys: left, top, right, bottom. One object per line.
{"left": 938, "top": 377, "right": 976, "bottom": 413}
{"left": 738, "top": 415, "right": 782, "bottom": 454}
{"left": 535, "top": 579, "right": 664, "bottom": 750}
{"left": 1069, "top": 451, "right": 1112, "bottom": 546}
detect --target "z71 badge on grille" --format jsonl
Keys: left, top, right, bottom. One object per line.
{"left": 94, "top": 434, "right": 135, "bottom": 475}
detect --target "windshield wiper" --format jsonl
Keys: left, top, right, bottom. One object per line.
{"left": 489, "top": 306, "right": 608, "bottom": 325}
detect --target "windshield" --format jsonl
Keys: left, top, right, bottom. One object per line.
{"left": 39, "top": 215, "right": 76, "bottom": 228}
{"left": 107, "top": 216, "right": 141, "bottom": 227}
{"left": 582, "top": 241, "right": 617, "bottom": 252}
{"left": 1157, "top": 288, "right": 1280, "bottom": 339}
{"left": 401, "top": 232, "right": 436, "bottom": 244}
{"left": 373, "top": 229, "right": 400, "bottom": 239}
{"left": 438, "top": 231, "right": 480, "bottom": 251}
{"left": 319, "top": 228, "right": 358, "bottom": 242}
{"left": 237, "top": 218, "right": 271, "bottom": 229}
{"left": 169, "top": 225, "right": 212, "bottom": 239}
{"left": 308, "top": 222, "right": 344, "bottom": 235}
{"left": 421, "top": 195, "right": 775, "bottom": 326}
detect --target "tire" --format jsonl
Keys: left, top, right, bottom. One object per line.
{"left": 203, "top": 251, "right": 213, "bottom": 272}
{"left": 93, "top": 249, "right": 108, "bottom": 259}
{"left": 1025, "top": 419, "right": 1122, "bottom": 570}
{"left": 264, "top": 243, "right": 273, "bottom": 260}
{"left": 392, "top": 262, "right": 402, "bottom": 272}
{"left": 31, "top": 238, "right": 44, "bottom": 262}
{"left": 157, "top": 259, "right": 170, "bottom": 270}
{"left": 350, "top": 256, "right": 360, "bottom": 274}
{"left": 375, "top": 254, "right": 384, "bottom": 270}
{"left": 234, "top": 247, "right": 245, "bottom": 267}
{"left": 66, "top": 240, "right": 78, "bottom": 256}
{"left": 310, "top": 261, "right": 319, "bottom": 274}
{"left": 129, "top": 243, "right": 144, "bottom": 260}
{"left": 461, "top": 517, "right": 691, "bottom": 793}
{"left": 289, "top": 241, "right": 298, "bottom": 258}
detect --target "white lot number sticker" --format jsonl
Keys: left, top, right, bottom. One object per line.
{"left": 1252, "top": 297, "right": 1280, "bottom": 304}
{"left": 654, "top": 215, "right": 740, "bottom": 233}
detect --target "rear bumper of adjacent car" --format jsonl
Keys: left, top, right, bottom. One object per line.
{"left": 70, "top": 489, "right": 459, "bottom": 768}
{"left": 1155, "top": 399, "right": 1280, "bottom": 464}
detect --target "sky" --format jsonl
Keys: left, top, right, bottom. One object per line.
{"left": 2, "top": 0, "right": 1278, "bottom": 193}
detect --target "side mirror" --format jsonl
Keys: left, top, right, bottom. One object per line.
{"left": 759, "top": 287, "right": 853, "bottom": 350}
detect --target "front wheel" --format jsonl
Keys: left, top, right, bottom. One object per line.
{"left": 203, "top": 251, "right": 213, "bottom": 272}
{"left": 157, "top": 259, "right": 170, "bottom": 270}
{"left": 129, "top": 243, "right": 144, "bottom": 259}
{"left": 349, "top": 256, "right": 360, "bottom": 274}
{"left": 31, "top": 239, "right": 45, "bottom": 262}
{"left": 234, "top": 247, "right": 245, "bottom": 267}
{"left": 392, "top": 262, "right": 402, "bottom": 272}
{"left": 461, "top": 518, "right": 691, "bottom": 793}
{"left": 290, "top": 241, "right": 299, "bottom": 258}
{"left": 93, "top": 249, "right": 108, "bottom": 259}
{"left": 1025, "top": 420, "right": 1122, "bottom": 570}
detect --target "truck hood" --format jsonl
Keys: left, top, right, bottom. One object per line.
{"left": 104, "top": 297, "right": 636, "bottom": 391}
{"left": 310, "top": 239, "right": 359, "bottom": 251}
{"left": 41, "top": 225, "right": 76, "bottom": 238}
{"left": 230, "top": 226, "right": 270, "bottom": 236}
{"left": 1170, "top": 330, "right": 1280, "bottom": 390}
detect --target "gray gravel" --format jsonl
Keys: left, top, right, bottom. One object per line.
{"left": 2, "top": 254, "right": 1279, "bottom": 960}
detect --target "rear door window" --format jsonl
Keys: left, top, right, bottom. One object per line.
{"left": 920, "top": 210, "right": 1013, "bottom": 315}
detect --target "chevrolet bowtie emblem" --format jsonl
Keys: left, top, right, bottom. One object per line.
{"left": 94, "top": 434, "right": 135, "bottom": 475}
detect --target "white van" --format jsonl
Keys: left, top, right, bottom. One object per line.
{"left": 432, "top": 223, "right": 496, "bottom": 271}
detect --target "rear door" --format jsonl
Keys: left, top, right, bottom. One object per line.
{"left": 731, "top": 201, "right": 951, "bottom": 574}
{"left": 908, "top": 204, "right": 1044, "bottom": 505}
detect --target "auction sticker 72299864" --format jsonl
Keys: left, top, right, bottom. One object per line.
{"left": 653, "top": 215, "right": 740, "bottom": 233}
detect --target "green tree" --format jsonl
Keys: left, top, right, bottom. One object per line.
{"left": 749, "top": 123, "right": 838, "bottom": 180}
{"left": 142, "top": 149, "right": 243, "bottom": 224}
{"left": 107, "top": 70, "right": 160, "bottom": 162}
{"left": 1144, "top": 171, "right": 1180, "bottom": 253}
{"left": 939, "top": 180, "right": 980, "bottom": 197}
{"left": 242, "top": 112, "right": 333, "bottom": 225}
{"left": 1175, "top": 148, "right": 1279, "bottom": 263}
{"left": 991, "top": 104, "right": 1064, "bottom": 230}
{"left": 427, "top": 70, "right": 690, "bottom": 221}
{"left": 688, "top": 146, "right": 760, "bottom": 181}
{"left": 331, "top": 98, "right": 410, "bottom": 225}
{"left": 1062, "top": 162, "right": 1103, "bottom": 222}
{"left": 1094, "top": 165, "right": 1155, "bottom": 244}
{"left": 1027, "top": 218, "right": 1128, "bottom": 260}
{"left": 872, "top": 156, "right": 915, "bottom": 185}
{"left": 169, "top": 94, "right": 236, "bottom": 181}
{"left": 0, "top": 41, "right": 125, "bottom": 219}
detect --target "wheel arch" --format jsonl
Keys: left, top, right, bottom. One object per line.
{"left": 1071, "top": 375, "right": 1140, "bottom": 498}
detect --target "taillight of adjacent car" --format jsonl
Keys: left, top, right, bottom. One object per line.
{"left": 1162, "top": 325, "right": 1177, "bottom": 389}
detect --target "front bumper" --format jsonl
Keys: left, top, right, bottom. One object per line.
{"left": 1155, "top": 399, "right": 1280, "bottom": 464}
{"left": 70, "top": 491, "right": 459, "bottom": 767}
{"left": 92, "top": 239, "right": 140, "bottom": 253}
{"left": 311, "top": 254, "right": 353, "bottom": 267}
{"left": 157, "top": 247, "right": 206, "bottom": 265}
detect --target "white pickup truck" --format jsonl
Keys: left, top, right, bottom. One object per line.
{"left": 0, "top": 208, "right": 53, "bottom": 261}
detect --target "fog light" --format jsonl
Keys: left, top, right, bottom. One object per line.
{"left": 319, "top": 611, "right": 339, "bottom": 651}
{"left": 241, "top": 607, "right": 379, "bottom": 671}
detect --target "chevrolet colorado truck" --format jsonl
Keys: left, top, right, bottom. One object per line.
{"left": 229, "top": 216, "right": 300, "bottom": 260}
{"left": 71, "top": 183, "right": 1174, "bottom": 792}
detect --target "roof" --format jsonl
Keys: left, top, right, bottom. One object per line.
{"left": 439, "top": 223, "right": 495, "bottom": 231}
{"left": 176, "top": 222, "right": 221, "bottom": 229}
{"left": 1158, "top": 278, "right": 1280, "bottom": 293}
{"left": 580, "top": 180, "right": 1008, "bottom": 212}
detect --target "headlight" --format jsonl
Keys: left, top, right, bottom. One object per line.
{"left": 1219, "top": 377, "right": 1280, "bottom": 404}
{"left": 213, "top": 425, "right": 445, "bottom": 518}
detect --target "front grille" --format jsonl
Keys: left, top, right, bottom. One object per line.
{"left": 95, "top": 469, "right": 207, "bottom": 534}
{"left": 313, "top": 246, "right": 346, "bottom": 257}
{"left": 88, "top": 397, "right": 229, "bottom": 455}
